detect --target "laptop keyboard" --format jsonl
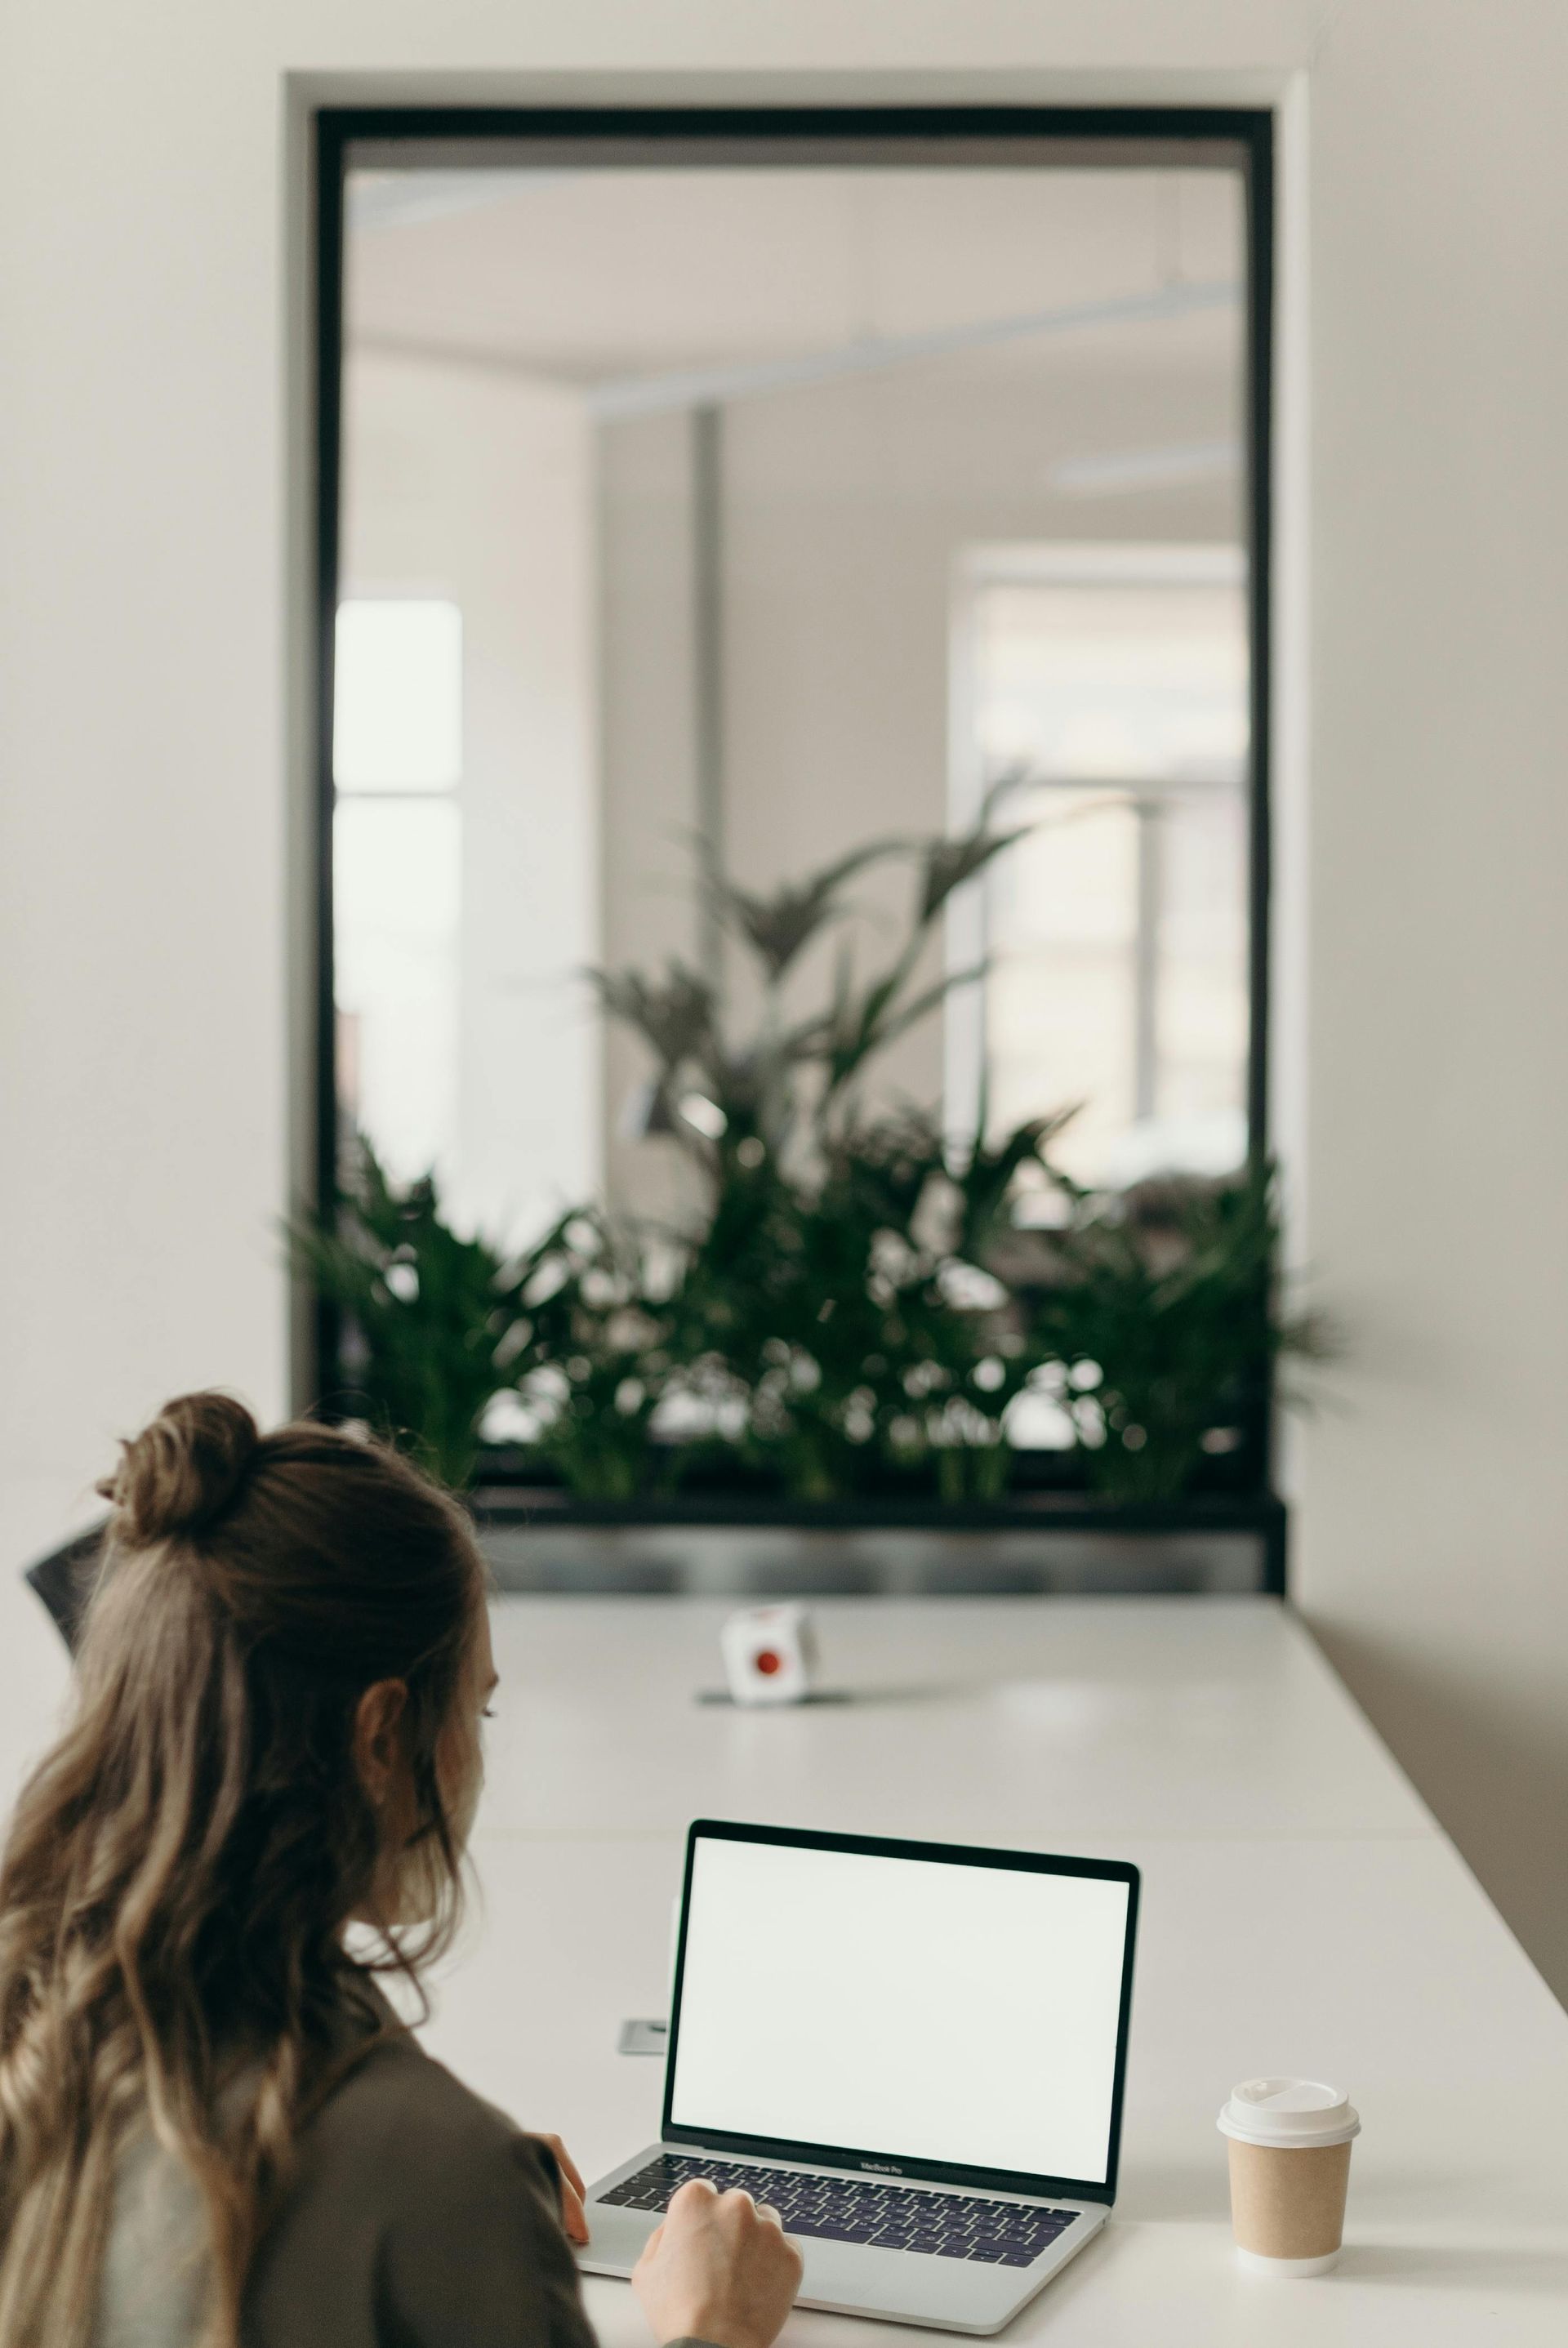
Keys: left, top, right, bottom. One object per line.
{"left": 599, "top": 2153, "right": 1077, "bottom": 2266}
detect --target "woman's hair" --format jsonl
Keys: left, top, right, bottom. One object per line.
{"left": 0, "top": 1392, "right": 487, "bottom": 2348}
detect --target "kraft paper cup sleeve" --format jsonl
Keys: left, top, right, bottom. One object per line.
{"left": 1218, "top": 2078, "right": 1359, "bottom": 2273}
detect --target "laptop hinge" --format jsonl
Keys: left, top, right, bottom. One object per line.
{"left": 667, "top": 2142, "right": 1115, "bottom": 2208}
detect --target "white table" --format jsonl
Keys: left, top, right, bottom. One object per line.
{"left": 420, "top": 1598, "right": 1568, "bottom": 2345}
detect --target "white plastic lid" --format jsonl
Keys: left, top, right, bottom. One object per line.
{"left": 1218, "top": 2078, "right": 1361, "bottom": 2150}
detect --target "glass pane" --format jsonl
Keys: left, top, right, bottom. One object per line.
{"left": 974, "top": 570, "right": 1248, "bottom": 783}
{"left": 333, "top": 798, "right": 461, "bottom": 1183}
{"left": 1158, "top": 785, "right": 1250, "bottom": 1134}
{"left": 341, "top": 163, "right": 1249, "bottom": 1243}
{"left": 334, "top": 599, "right": 462, "bottom": 792}
{"left": 964, "top": 559, "right": 1250, "bottom": 1188}
{"left": 987, "top": 791, "right": 1139, "bottom": 1177}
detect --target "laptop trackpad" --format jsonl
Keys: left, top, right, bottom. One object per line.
{"left": 796, "top": 2238, "right": 1055, "bottom": 2328}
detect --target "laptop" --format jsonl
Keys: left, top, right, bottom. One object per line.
{"left": 579, "top": 1820, "right": 1139, "bottom": 2334}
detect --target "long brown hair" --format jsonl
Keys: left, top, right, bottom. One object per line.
{"left": 0, "top": 1392, "right": 486, "bottom": 2348}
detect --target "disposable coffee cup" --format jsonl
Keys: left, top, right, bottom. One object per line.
{"left": 1218, "top": 2078, "right": 1360, "bottom": 2276}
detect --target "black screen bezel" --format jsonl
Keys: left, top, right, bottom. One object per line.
{"left": 662, "top": 1818, "right": 1140, "bottom": 2206}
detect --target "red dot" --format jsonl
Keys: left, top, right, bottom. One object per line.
{"left": 754, "top": 1649, "right": 783, "bottom": 1676}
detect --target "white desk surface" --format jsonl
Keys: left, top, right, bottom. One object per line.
{"left": 474, "top": 1597, "right": 1435, "bottom": 1843}
{"left": 419, "top": 1598, "right": 1568, "bottom": 2345}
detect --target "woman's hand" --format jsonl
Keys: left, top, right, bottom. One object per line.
{"left": 633, "top": 2178, "right": 804, "bottom": 2348}
{"left": 534, "top": 2132, "right": 590, "bottom": 2246}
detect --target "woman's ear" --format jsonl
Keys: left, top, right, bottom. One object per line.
{"left": 353, "top": 1678, "right": 409, "bottom": 1809}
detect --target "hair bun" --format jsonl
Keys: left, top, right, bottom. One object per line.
{"left": 99, "top": 1391, "right": 261, "bottom": 1544}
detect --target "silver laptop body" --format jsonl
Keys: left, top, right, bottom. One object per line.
{"left": 579, "top": 1820, "right": 1139, "bottom": 2335}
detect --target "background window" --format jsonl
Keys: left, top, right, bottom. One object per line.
{"left": 332, "top": 598, "right": 463, "bottom": 1186}
{"left": 949, "top": 548, "right": 1250, "bottom": 1196}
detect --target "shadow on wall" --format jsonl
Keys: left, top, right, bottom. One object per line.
{"left": 1306, "top": 1616, "right": 1568, "bottom": 2012}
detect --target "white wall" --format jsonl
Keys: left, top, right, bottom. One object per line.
{"left": 1291, "top": 2, "right": 1568, "bottom": 1999}
{"left": 2, "top": 0, "right": 1566, "bottom": 2000}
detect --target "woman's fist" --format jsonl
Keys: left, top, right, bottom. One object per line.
{"left": 632, "top": 2178, "right": 804, "bottom": 2348}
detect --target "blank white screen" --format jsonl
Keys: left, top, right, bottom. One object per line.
{"left": 670, "top": 1838, "right": 1130, "bottom": 2185}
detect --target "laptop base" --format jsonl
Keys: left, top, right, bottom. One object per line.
{"left": 578, "top": 2143, "right": 1107, "bottom": 2336}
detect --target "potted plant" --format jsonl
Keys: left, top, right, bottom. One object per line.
{"left": 297, "top": 800, "right": 1320, "bottom": 1529}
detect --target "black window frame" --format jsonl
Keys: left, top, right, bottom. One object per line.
{"left": 309, "top": 101, "right": 1275, "bottom": 1494}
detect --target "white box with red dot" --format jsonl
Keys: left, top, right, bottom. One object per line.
{"left": 719, "top": 1603, "right": 817, "bottom": 1705}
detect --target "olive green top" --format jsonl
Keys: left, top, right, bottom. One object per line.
{"left": 93, "top": 2026, "right": 604, "bottom": 2348}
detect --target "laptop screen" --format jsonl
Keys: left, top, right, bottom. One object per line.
{"left": 666, "top": 1824, "right": 1138, "bottom": 2197}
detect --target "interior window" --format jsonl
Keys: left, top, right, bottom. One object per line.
{"left": 332, "top": 153, "right": 1253, "bottom": 1239}
{"left": 949, "top": 549, "right": 1250, "bottom": 1196}
{"left": 332, "top": 598, "right": 463, "bottom": 1185}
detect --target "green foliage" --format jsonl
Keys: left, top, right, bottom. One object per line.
{"left": 287, "top": 1138, "right": 525, "bottom": 1490}
{"left": 700, "top": 835, "right": 902, "bottom": 983}
{"left": 509, "top": 1209, "right": 676, "bottom": 1502}
{"left": 655, "top": 1108, "right": 1064, "bottom": 1503}
{"left": 1027, "top": 1165, "right": 1322, "bottom": 1502}
{"left": 297, "top": 808, "right": 1320, "bottom": 1502}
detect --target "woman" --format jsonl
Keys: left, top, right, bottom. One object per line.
{"left": 0, "top": 1392, "right": 800, "bottom": 2348}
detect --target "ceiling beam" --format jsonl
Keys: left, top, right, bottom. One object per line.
{"left": 585, "top": 279, "right": 1239, "bottom": 420}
